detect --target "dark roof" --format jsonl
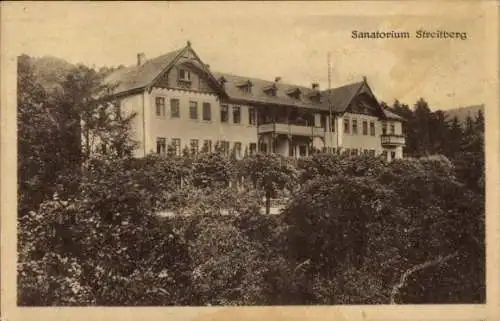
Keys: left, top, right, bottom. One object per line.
{"left": 105, "top": 46, "right": 397, "bottom": 118}
{"left": 105, "top": 49, "right": 184, "bottom": 94}
{"left": 321, "top": 82, "right": 365, "bottom": 113}
{"left": 212, "top": 72, "right": 325, "bottom": 110}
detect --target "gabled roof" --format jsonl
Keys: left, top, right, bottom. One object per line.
{"left": 105, "top": 43, "right": 398, "bottom": 119}
{"left": 320, "top": 82, "right": 365, "bottom": 113}
{"left": 105, "top": 49, "right": 184, "bottom": 95}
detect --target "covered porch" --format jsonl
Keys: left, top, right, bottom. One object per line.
{"left": 257, "top": 133, "right": 324, "bottom": 158}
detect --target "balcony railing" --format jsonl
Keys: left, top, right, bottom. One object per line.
{"left": 258, "top": 123, "right": 325, "bottom": 137}
{"left": 381, "top": 134, "right": 406, "bottom": 146}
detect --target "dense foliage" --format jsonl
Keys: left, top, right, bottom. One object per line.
{"left": 17, "top": 55, "right": 485, "bottom": 305}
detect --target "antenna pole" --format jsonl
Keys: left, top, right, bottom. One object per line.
{"left": 328, "top": 52, "right": 332, "bottom": 90}
{"left": 328, "top": 52, "right": 333, "bottom": 153}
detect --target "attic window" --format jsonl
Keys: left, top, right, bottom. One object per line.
{"left": 179, "top": 69, "right": 191, "bottom": 82}
{"left": 263, "top": 84, "right": 277, "bottom": 97}
{"left": 286, "top": 88, "right": 301, "bottom": 99}
{"left": 236, "top": 80, "right": 253, "bottom": 94}
{"left": 308, "top": 91, "right": 321, "bottom": 103}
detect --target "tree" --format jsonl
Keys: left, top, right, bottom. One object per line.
{"left": 18, "top": 158, "right": 194, "bottom": 305}
{"left": 412, "top": 98, "right": 432, "bottom": 156}
{"left": 191, "top": 152, "right": 234, "bottom": 189}
{"left": 64, "top": 65, "right": 138, "bottom": 161}
{"left": 283, "top": 155, "right": 484, "bottom": 304}
{"left": 446, "top": 116, "right": 463, "bottom": 157}
{"left": 239, "top": 153, "right": 297, "bottom": 214}
{"left": 428, "top": 110, "right": 448, "bottom": 154}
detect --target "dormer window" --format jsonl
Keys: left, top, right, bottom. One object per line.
{"left": 308, "top": 91, "right": 322, "bottom": 103}
{"left": 236, "top": 80, "right": 252, "bottom": 94}
{"left": 179, "top": 68, "right": 191, "bottom": 82}
{"left": 286, "top": 87, "right": 301, "bottom": 100}
{"left": 263, "top": 83, "right": 277, "bottom": 97}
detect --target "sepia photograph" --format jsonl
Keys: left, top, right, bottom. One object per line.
{"left": 1, "top": 1, "right": 499, "bottom": 321}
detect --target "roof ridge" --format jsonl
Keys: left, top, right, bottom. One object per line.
{"left": 213, "top": 70, "right": 362, "bottom": 92}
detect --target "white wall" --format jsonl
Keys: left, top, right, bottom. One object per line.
{"left": 147, "top": 87, "right": 258, "bottom": 155}
{"left": 120, "top": 93, "right": 146, "bottom": 157}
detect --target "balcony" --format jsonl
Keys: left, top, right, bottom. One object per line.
{"left": 381, "top": 134, "right": 406, "bottom": 146}
{"left": 258, "top": 123, "right": 325, "bottom": 137}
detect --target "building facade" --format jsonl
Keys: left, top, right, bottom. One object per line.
{"left": 105, "top": 42, "right": 405, "bottom": 161}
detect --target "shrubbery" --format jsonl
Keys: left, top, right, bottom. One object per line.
{"left": 17, "top": 152, "right": 485, "bottom": 305}
{"left": 17, "top": 55, "right": 485, "bottom": 305}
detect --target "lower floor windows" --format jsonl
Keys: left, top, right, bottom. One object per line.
{"left": 202, "top": 140, "right": 212, "bottom": 153}
{"left": 299, "top": 144, "right": 307, "bottom": 157}
{"left": 190, "top": 139, "right": 199, "bottom": 155}
{"left": 156, "top": 137, "right": 166, "bottom": 154}
{"left": 233, "top": 142, "right": 242, "bottom": 158}
{"left": 259, "top": 142, "right": 268, "bottom": 153}
{"left": 170, "top": 138, "right": 181, "bottom": 156}
{"left": 249, "top": 143, "right": 257, "bottom": 155}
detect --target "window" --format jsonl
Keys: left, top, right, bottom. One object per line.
{"left": 344, "top": 148, "right": 350, "bottom": 155}
{"left": 369, "top": 149, "right": 376, "bottom": 157}
{"left": 259, "top": 142, "right": 268, "bottom": 153}
{"left": 351, "top": 149, "right": 358, "bottom": 156}
{"left": 343, "top": 118, "right": 350, "bottom": 133}
{"left": 320, "top": 115, "right": 326, "bottom": 128}
{"left": 382, "top": 122, "right": 387, "bottom": 135}
{"left": 202, "top": 140, "right": 212, "bottom": 153}
{"left": 391, "top": 151, "right": 396, "bottom": 159}
{"left": 363, "top": 149, "right": 369, "bottom": 155}
{"left": 202, "top": 102, "right": 211, "bottom": 121}
{"left": 382, "top": 150, "right": 388, "bottom": 159}
{"left": 299, "top": 145, "right": 307, "bottom": 157}
{"left": 155, "top": 97, "right": 165, "bottom": 117}
{"left": 240, "top": 85, "right": 252, "bottom": 94}
{"left": 171, "top": 138, "right": 181, "bottom": 156}
{"left": 220, "top": 104, "right": 229, "bottom": 123}
{"left": 170, "top": 99, "right": 180, "bottom": 118}
{"left": 156, "top": 137, "right": 166, "bottom": 154}
{"left": 248, "top": 107, "right": 256, "bottom": 125}
{"left": 233, "top": 106, "right": 241, "bottom": 124}
{"left": 390, "top": 123, "right": 395, "bottom": 134}
{"left": 370, "top": 121, "right": 375, "bottom": 136}
{"left": 352, "top": 119, "right": 358, "bottom": 134}
{"left": 179, "top": 69, "right": 191, "bottom": 81}
{"left": 189, "top": 101, "right": 198, "bottom": 120}
{"left": 249, "top": 143, "right": 257, "bottom": 155}
{"left": 190, "top": 139, "right": 199, "bottom": 155}
{"left": 266, "top": 88, "right": 276, "bottom": 97}
{"left": 362, "top": 120, "right": 368, "bottom": 135}
{"left": 222, "top": 141, "right": 230, "bottom": 155}
{"left": 233, "top": 142, "right": 242, "bottom": 158}
{"left": 331, "top": 117, "right": 335, "bottom": 132}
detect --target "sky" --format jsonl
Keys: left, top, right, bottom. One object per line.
{"left": 2, "top": 1, "right": 491, "bottom": 110}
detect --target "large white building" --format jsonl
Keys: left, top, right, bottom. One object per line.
{"left": 104, "top": 41, "right": 405, "bottom": 161}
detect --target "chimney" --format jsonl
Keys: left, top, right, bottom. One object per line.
{"left": 274, "top": 77, "right": 281, "bottom": 83}
{"left": 362, "top": 76, "right": 367, "bottom": 82}
{"left": 137, "top": 52, "right": 146, "bottom": 66}
{"left": 312, "top": 83, "right": 319, "bottom": 90}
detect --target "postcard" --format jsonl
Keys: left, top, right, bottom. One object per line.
{"left": 1, "top": 1, "right": 498, "bottom": 321}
